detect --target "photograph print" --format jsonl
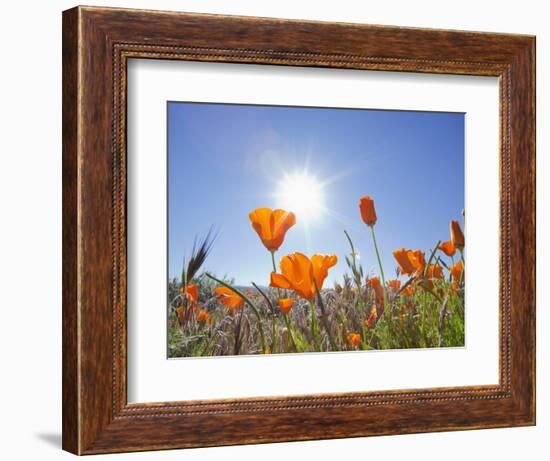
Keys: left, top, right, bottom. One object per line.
{"left": 167, "top": 101, "right": 465, "bottom": 358}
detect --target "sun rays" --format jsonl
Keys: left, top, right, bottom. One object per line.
{"left": 275, "top": 172, "right": 325, "bottom": 223}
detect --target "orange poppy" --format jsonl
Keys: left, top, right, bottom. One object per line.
{"left": 450, "top": 220, "right": 465, "bottom": 250}
{"left": 359, "top": 196, "right": 377, "bottom": 226}
{"left": 427, "top": 264, "right": 444, "bottom": 280}
{"left": 368, "top": 277, "right": 385, "bottom": 305}
{"left": 215, "top": 286, "right": 244, "bottom": 314}
{"left": 402, "top": 284, "right": 416, "bottom": 297}
{"left": 411, "top": 251, "right": 426, "bottom": 273}
{"left": 197, "top": 309, "right": 212, "bottom": 324}
{"left": 422, "top": 264, "right": 444, "bottom": 291}
{"left": 423, "top": 279, "right": 435, "bottom": 291}
{"left": 450, "top": 282, "right": 458, "bottom": 295}
{"left": 365, "top": 305, "right": 378, "bottom": 328}
{"left": 393, "top": 249, "right": 426, "bottom": 276}
{"left": 450, "top": 260, "right": 464, "bottom": 282}
{"left": 278, "top": 298, "right": 294, "bottom": 315}
{"left": 176, "top": 307, "right": 199, "bottom": 323}
{"left": 393, "top": 249, "right": 416, "bottom": 275}
{"left": 177, "top": 284, "right": 199, "bottom": 322}
{"left": 347, "top": 332, "right": 361, "bottom": 348}
{"left": 438, "top": 240, "right": 456, "bottom": 257}
{"left": 248, "top": 208, "right": 296, "bottom": 252}
{"left": 179, "top": 283, "right": 199, "bottom": 310}
{"left": 270, "top": 252, "right": 338, "bottom": 300}
{"left": 387, "top": 279, "right": 401, "bottom": 291}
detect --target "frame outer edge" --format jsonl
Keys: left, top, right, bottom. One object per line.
{"left": 521, "top": 36, "right": 536, "bottom": 425}
{"left": 62, "top": 6, "right": 536, "bottom": 454}
{"left": 498, "top": 37, "right": 536, "bottom": 425}
{"left": 62, "top": 6, "right": 81, "bottom": 455}
{"left": 531, "top": 36, "right": 537, "bottom": 425}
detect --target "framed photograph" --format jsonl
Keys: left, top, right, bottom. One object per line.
{"left": 62, "top": 6, "right": 535, "bottom": 454}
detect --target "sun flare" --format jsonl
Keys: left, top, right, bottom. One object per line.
{"left": 275, "top": 173, "right": 325, "bottom": 222}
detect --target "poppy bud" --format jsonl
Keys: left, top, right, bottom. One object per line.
{"left": 359, "top": 196, "right": 377, "bottom": 226}
{"left": 450, "top": 220, "right": 465, "bottom": 250}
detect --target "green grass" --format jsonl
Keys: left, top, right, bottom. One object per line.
{"left": 168, "top": 273, "right": 464, "bottom": 358}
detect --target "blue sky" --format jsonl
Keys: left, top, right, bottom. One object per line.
{"left": 168, "top": 102, "right": 464, "bottom": 286}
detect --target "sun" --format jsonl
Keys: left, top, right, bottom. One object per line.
{"left": 275, "top": 173, "right": 325, "bottom": 222}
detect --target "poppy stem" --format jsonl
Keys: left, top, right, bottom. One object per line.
{"left": 251, "top": 282, "right": 275, "bottom": 315}
{"left": 423, "top": 241, "right": 441, "bottom": 280}
{"left": 283, "top": 313, "right": 298, "bottom": 352}
{"left": 251, "top": 281, "right": 278, "bottom": 353}
{"left": 271, "top": 251, "right": 277, "bottom": 272}
{"left": 271, "top": 251, "right": 282, "bottom": 299}
{"left": 234, "top": 305, "right": 245, "bottom": 355}
{"left": 361, "top": 322, "right": 368, "bottom": 348}
{"left": 369, "top": 225, "right": 388, "bottom": 308}
{"left": 459, "top": 249, "right": 465, "bottom": 287}
{"left": 309, "top": 301, "right": 321, "bottom": 351}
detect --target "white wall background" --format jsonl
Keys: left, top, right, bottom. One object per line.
{"left": 0, "top": 1, "right": 545, "bottom": 459}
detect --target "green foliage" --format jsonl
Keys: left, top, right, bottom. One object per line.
{"left": 168, "top": 276, "right": 465, "bottom": 357}
{"left": 168, "top": 226, "right": 465, "bottom": 357}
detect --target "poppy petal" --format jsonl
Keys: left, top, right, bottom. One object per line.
{"left": 270, "top": 272, "right": 292, "bottom": 290}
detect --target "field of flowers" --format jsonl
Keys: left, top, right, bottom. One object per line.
{"left": 168, "top": 196, "right": 465, "bottom": 357}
